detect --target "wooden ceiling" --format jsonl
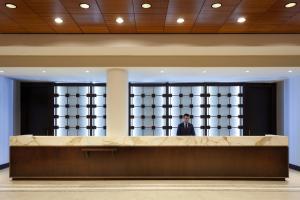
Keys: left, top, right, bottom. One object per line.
{"left": 0, "top": 0, "right": 300, "bottom": 33}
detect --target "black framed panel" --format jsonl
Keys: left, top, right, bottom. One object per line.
{"left": 21, "top": 82, "right": 54, "bottom": 136}
{"left": 53, "top": 83, "right": 106, "bottom": 136}
{"left": 243, "top": 83, "right": 276, "bottom": 136}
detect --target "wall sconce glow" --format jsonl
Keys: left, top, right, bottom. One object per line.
{"left": 237, "top": 17, "right": 246, "bottom": 23}
{"left": 202, "top": 70, "right": 207, "bottom": 73}
{"left": 177, "top": 17, "right": 185, "bottom": 24}
{"left": 42, "top": 70, "right": 46, "bottom": 73}
{"left": 160, "top": 70, "right": 165, "bottom": 73}
{"left": 211, "top": 3, "right": 222, "bottom": 8}
{"left": 5, "top": 3, "right": 17, "bottom": 9}
{"left": 141, "top": 3, "right": 151, "bottom": 9}
{"left": 116, "top": 17, "right": 124, "bottom": 24}
{"left": 288, "top": 70, "right": 293, "bottom": 73}
{"left": 85, "top": 70, "right": 90, "bottom": 73}
{"left": 79, "top": 3, "right": 90, "bottom": 9}
{"left": 285, "top": 2, "right": 296, "bottom": 8}
{"left": 54, "top": 17, "right": 63, "bottom": 24}
{"left": 0, "top": 70, "right": 4, "bottom": 73}
{"left": 245, "top": 70, "right": 250, "bottom": 73}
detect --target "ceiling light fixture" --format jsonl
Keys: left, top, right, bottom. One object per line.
{"left": 177, "top": 17, "right": 185, "bottom": 24}
{"left": 211, "top": 3, "right": 222, "bottom": 8}
{"left": 54, "top": 17, "right": 63, "bottom": 24}
{"left": 237, "top": 17, "right": 246, "bottom": 23}
{"left": 79, "top": 3, "right": 90, "bottom": 9}
{"left": 285, "top": 2, "right": 297, "bottom": 8}
{"left": 141, "top": 3, "right": 151, "bottom": 9}
{"left": 5, "top": 3, "right": 17, "bottom": 9}
{"left": 116, "top": 17, "right": 124, "bottom": 24}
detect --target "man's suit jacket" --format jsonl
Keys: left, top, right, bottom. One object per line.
{"left": 177, "top": 122, "right": 195, "bottom": 136}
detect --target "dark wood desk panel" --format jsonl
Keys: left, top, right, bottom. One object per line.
{"left": 10, "top": 146, "right": 288, "bottom": 179}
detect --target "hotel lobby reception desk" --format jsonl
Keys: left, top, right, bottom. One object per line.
{"left": 10, "top": 136, "right": 288, "bottom": 180}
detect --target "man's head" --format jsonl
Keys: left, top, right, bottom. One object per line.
{"left": 182, "top": 113, "right": 190, "bottom": 123}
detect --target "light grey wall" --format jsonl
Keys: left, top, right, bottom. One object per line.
{"left": 0, "top": 77, "right": 14, "bottom": 165}
{"left": 284, "top": 77, "right": 300, "bottom": 166}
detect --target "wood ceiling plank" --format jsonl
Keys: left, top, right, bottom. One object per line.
{"left": 165, "top": 14, "right": 197, "bottom": 33}
{"left": 135, "top": 14, "right": 165, "bottom": 33}
{"left": 97, "top": 0, "right": 134, "bottom": 14}
{"left": 103, "top": 14, "right": 136, "bottom": 33}
{"left": 133, "top": 0, "right": 169, "bottom": 14}
{"left": 0, "top": 12, "right": 26, "bottom": 33}
{"left": 0, "top": 0, "right": 299, "bottom": 33}
{"left": 71, "top": 13, "right": 109, "bottom": 33}
{"left": 23, "top": 0, "right": 67, "bottom": 15}
{"left": 39, "top": 14, "right": 82, "bottom": 33}
{"left": 167, "top": 0, "right": 205, "bottom": 14}
{"left": 193, "top": 0, "right": 241, "bottom": 31}
{"left": 60, "top": 0, "right": 101, "bottom": 14}
{"left": 0, "top": 0, "right": 32, "bottom": 14}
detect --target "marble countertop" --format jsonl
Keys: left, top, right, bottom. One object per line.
{"left": 10, "top": 135, "right": 288, "bottom": 147}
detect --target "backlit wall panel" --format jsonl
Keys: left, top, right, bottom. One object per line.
{"left": 130, "top": 85, "right": 167, "bottom": 136}
{"left": 169, "top": 86, "right": 205, "bottom": 136}
{"left": 207, "top": 86, "right": 243, "bottom": 136}
{"left": 54, "top": 84, "right": 106, "bottom": 136}
{"left": 129, "top": 83, "right": 243, "bottom": 136}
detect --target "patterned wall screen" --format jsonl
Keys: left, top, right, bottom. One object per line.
{"left": 54, "top": 84, "right": 106, "bottom": 136}
{"left": 129, "top": 85, "right": 167, "bottom": 136}
{"left": 169, "top": 86, "right": 205, "bottom": 136}
{"left": 206, "top": 86, "right": 243, "bottom": 136}
{"left": 129, "top": 83, "right": 243, "bottom": 136}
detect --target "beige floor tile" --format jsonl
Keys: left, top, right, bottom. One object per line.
{"left": 0, "top": 168, "right": 300, "bottom": 200}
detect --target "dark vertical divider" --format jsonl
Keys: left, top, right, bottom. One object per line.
{"left": 21, "top": 82, "right": 54, "bottom": 136}
{"left": 243, "top": 83, "right": 277, "bottom": 136}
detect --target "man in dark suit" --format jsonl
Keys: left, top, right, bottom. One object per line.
{"left": 177, "top": 113, "right": 195, "bottom": 136}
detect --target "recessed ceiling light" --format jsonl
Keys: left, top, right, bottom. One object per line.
{"left": 5, "top": 3, "right": 17, "bottom": 9}
{"left": 79, "top": 3, "right": 90, "bottom": 9}
{"left": 177, "top": 17, "right": 185, "bottom": 24}
{"left": 288, "top": 70, "right": 293, "bottom": 73}
{"left": 85, "top": 70, "right": 90, "bottom": 73}
{"left": 141, "top": 3, "right": 151, "bottom": 9}
{"left": 285, "top": 2, "right": 297, "bottom": 8}
{"left": 211, "top": 3, "right": 222, "bottom": 8}
{"left": 237, "top": 17, "right": 246, "bottom": 23}
{"left": 116, "top": 17, "right": 124, "bottom": 24}
{"left": 245, "top": 70, "right": 250, "bottom": 73}
{"left": 54, "top": 17, "right": 63, "bottom": 24}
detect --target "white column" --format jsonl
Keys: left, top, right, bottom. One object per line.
{"left": 106, "top": 68, "right": 128, "bottom": 137}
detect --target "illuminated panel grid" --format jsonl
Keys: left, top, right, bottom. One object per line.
{"left": 54, "top": 84, "right": 106, "bottom": 136}
{"left": 91, "top": 86, "right": 107, "bottom": 136}
{"left": 130, "top": 85, "right": 167, "bottom": 136}
{"left": 168, "top": 85, "right": 205, "bottom": 136}
{"left": 206, "top": 86, "right": 243, "bottom": 136}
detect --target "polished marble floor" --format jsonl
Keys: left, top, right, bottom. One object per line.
{"left": 0, "top": 168, "right": 300, "bottom": 200}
